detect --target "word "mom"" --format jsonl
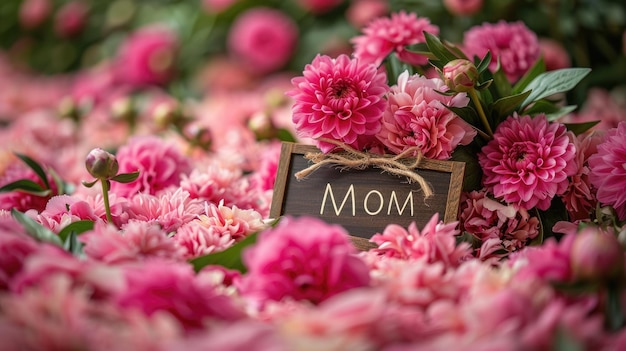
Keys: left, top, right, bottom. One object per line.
{"left": 320, "top": 183, "right": 416, "bottom": 216}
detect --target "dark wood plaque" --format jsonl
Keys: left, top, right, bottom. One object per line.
{"left": 270, "top": 143, "right": 466, "bottom": 250}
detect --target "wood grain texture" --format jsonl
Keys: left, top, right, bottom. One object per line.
{"left": 271, "top": 143, "right": 466, "bottom": 249}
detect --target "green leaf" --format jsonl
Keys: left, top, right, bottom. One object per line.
{"left": 0, "top": 179, "right": 51, "bottom": 197}
{"left": 63, "top": 231, "right": 84, "bottom": 256}
{"left": 57, "top": 220, "right": 95, "bottom": 243}
{"left": 491, "top": 90, "right": 532, "bottom": 117}
{"left": 14, "top": 153, "right": 50, "bottom": 190}
{"left": 530, "top": 208, "right": 544, "bottom": 246}
{"left": 520, "top": 68, "right": 592, "bottom": 108}
{"left": 492, "top": 65, "right": 512, "bottom": 98}
{"left": 385, "top": 54, "right": 414, "bottom": 82}
{"left": 564, "top": 121, "right": 601, "bottom": 135}
{"left": 110, "top": 171, "right": 140, "bottom": 183}
{"left": 277, "top": 128, "right": 296, "bottom": 142}
{"left": 451, "top": 144, "right": 482, "bottom": 192}
{"left": 544, "top": 105, "right": 578, "bottom": 121}
{"left": 82, "top": 179, "right": 98, "bottom": 188}
{"left": 446, "top": 105, "right": 479, "bottom": 127}
{"left": 424, "top": 32, "right": 459, "bottom": 65}
{"left": 512, "top": 57, "right": 546, "bottom": 94}
{"left": 537, "top": 197, "right": 569, "bottom": 241}
{"left": 475, "top": 51, "right": 492, "bottom": 73}
{"left": 190, "top": 232, "right": 258, "bottom": 273}
{"left": 11, "top": 208, "right": 62, "bottom": 246}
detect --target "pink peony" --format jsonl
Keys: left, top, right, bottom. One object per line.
{"left": 463, "top": 21, "right": 540, "bottom": 82}
{"left": 539, "top": 38, "right": 571, "bottom": 71}
{"left": 19, "top": 0, "right": 51, "bottom": 29}
{"left": 351, "top": 11, "right": 439, "bottom": 67}
{"left": 227, "top": 8, "right": 297, "bottom": 74}
{"left": 376, "top": 71, "right": 476, "bottom": 159}
{"left": 459, "top": 189, "right": 540, "bottom": 259}
{"left": 115, "top": 26, "right": 179, "bottom": 87}
{"left": 80, "top": 221, "right": 185, "bottom": 264}
{"left": 561, "top": 87, "right": 626, "bottom": 131}
{"left": 0, "top": 160, "right": 56, "bottom": 213}
{"left": 114, "top": 259, "right": 243, "bottom": 330}
{"left": 54, "top": 1, "right": 88, "bottom": 38}
{"left": 287, "top": 54, "right": 388, "bottom": 153}
{"left": 443, "top": 0, "right": 483, "bottom": 16}
{"left": 478, "top": 114, "right": 577, "bottom": 211}
{"left": 111, "top": 135, "right": 191, "bottom": 197}
{"left": 370, "top": 213, "right": 471, "bottom": 266}
{"left": 346, "top": 0, "right": 389, "bottom": 29}
{"left": 125, "top": 188, "right": 204, "bottom": 233}
{"left": 509, "top": 234, "right": 577, "bottom": 282}
{"left": 238, "top": 216, "right": 370, "bottom": 305}
{"left": 0, "top": 231, "right": 40, "bottom": 290}
{"left": 588, "top": 121, "right": 626, "bottom": 220}
{"left": 36, "top": 194, "right": 102, "bottom": 233}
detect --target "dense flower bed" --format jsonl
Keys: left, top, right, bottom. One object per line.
{"left": 1, "top": 1, "right": 626, "bottom": 350}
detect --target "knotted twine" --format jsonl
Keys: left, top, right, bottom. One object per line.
{"left": 294, "top": 138, "right": 434, "bottom": 199}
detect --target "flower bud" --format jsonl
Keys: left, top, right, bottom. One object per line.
{"left": 570, "top": 227, "right": 625, "bottom": 282}
{"left": 85, "top": 148, "right": 119, "bottom": 179}
{"left": 442, "top": 59, "right": 478, "bottom": 92}
{"left": 183, "top": 122, "right": 212, "bottom": 150}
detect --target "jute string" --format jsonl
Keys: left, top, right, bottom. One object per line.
{"left": 294, "top": 138, "right": 434, "bottom": 199}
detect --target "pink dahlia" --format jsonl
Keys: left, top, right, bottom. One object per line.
{"left": 237, "top": 216, "right": 370, "bottom": 305}
{"left": 287, "top": 54, "right": 388, "bottom": 153}
{"left": 110, "top": 135, "right": 191, "bottom": 197}
{"left": 588, "top": 121, "right": 626, "bottom": 220}
{"left": 370, "top": 213, "right": 471, "bottom": 267}
{"left": 227, "top": 8, "right": 297, "bottom": 74}
{"left": 351, "top": 11, "right": 439, "bottom": 67}
{"left": 115, "top": 26, "right": 178, "bottom": 87}
{"left": 478, "top": 114, "right": 577, "bottom": 211}
{"left": 376, "top": 71, "right": 476, "bottom": 159}
{"left": 80, "top": 221, "right": 185, "bottom": 264}
{"left": 125, "top": 188, "right": 203, "bottom": 233}
{"left": 463, "top": 21, "right": 540, "bottom": 83}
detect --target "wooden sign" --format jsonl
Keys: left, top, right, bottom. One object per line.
{"left": 270, "top": 142, "right": 466, "bottom": 250}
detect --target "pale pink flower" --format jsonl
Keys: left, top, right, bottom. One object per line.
{"left": 54, "top": 1, "right": 88, "bottom": 38}
{"left": 443, "top": 0, "right": 483, "bottom": 16}
{"left": 509, "top": 234, "right": 577, "bottom": 282}
{"left": 287, "top": 54, "right": 388, "bottom": 153}
{"left": 539, "top": 38, "right": 571, "bottom": 71}
{"left": 250, "top": 140, "right": 281, "bottom": 192}
{"left": 351, "top": 11, "right": 439, "bottom": 66}
{"left": 111, "top": 135, "right": 191, "bottom": 197}
{"left": 459, "top": 189, "right": 540, "bottom": 259}
{"left": 370, "top": 213, "right": 471, "bottom": 267}
{"left": 562, "top": 87, "right": 626, "bottom": 131}
{"left": 115, "top": 26, "right": 178, "bottom": 87}
{"left": 346, "top": 0, "right": 389, "bottom": 29}
{"left": 0, "top": 231, "right": 40, "bottom": 290}
{"left": 0, "top": 274, "right": 183, "bottom": 351}
{"left": 238, "top": 216, "right": 370, "bottom": 305}
{"left": 125, "top": 188, "right": 204, "bottom": 233}
{"left": 19, "top": 0, "right": 51, "bottom": 29}
{"left": 175, "top": 202, "right": 267, "bottom": 259}
{"left": 227, "top": 8, "right": 297, "bottom": 74}
{"left": 297, "top": 0, "right": 343, "bottom": 14}
{"left": 463, "top": 21, "right": 540, "bottom": 82}
{"left": 376, "top": 71, "right": 476, "bottom": 159}
{"left": 80, "top": 221, "right": 185, "bottom": 264}
{"left": 561, "top": 132, "right": 602, "bottom": 220}
{"left": 115, "top": 259, "right": 243, "bottom": 330}
{"left": 588, "top": 121, "right": 626, "bottom": 220}
{"left": 36, "top": 195, "right": 101, "bottom": 233}
{"left": 479, "top": 114, "right": 577, "bottom": 211}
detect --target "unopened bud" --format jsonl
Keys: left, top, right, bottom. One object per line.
{"left": 85, "top": 148, "right": 119, "bottom": 179}
{"left": 442, "top": 59, "right": 478, "bottom": 92}
{"left": 183, "top": 122, "right": 212, "bottom": 150}
{"left": 248, "top": 112, "right": 277, "bottom": 140}
{"left": 570, "top": 227, "right": 624, "bottom": 282}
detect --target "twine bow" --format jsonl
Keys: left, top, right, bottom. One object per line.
{"left": 294, "top": 138, "right": 434, "bottom": 199}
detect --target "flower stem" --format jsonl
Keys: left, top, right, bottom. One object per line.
{"left": 100, "top": 178, "right": 114, "bottom": 224}
{"left": 469, "top": 88, "right": 493, "bottom": 138}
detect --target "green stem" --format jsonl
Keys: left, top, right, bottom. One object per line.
{"left": 100, "top": 179, "right": 113, "bottom": 224}
{"left": 468, "top": 88, "right": 493, "bottom": 138}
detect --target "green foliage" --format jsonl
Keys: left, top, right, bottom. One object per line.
{"left": 11, "top": 208, "right": 63, "bottom": 246}
{"left": 190, "top": 232, "right": 258, "bottom": 273}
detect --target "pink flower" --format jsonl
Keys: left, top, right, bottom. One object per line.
{"left": 539, "top": 38, "right": 571, "bottom": 71}
{"left": 569, "top": 226, "right": 625, "bottom": 282}
{"left": 376, "top": 71, "right": 476, "bottom": 159}
{"left": 443, "top": 0, "right": 483, "bottom": 16}
{"left": 509, "top": 234, "right": 577, "bottom": 282}
{"left": 478, "top": 114, "right": 577, "bottom": 211}
{"left": 287, "top": 54, "right": 388, "bottom": 153}
{"left": 115, "top": 26, "right": 178, "bottom": 87}
{"left": 459, "top": 189, "right": 540, "bottom": 259}
{"left": 36, "top": 195, "right": 101, "bottom": 233}
{"left": 115, "top": 259, "right": 243, "bottom": 330}
{"left": 80, "top": 221, "right": 185, "bottom": 264}
{"left": 227, "top": 8, "right": 297, "bottom": 74}
{"left": 54, "top": 1, "right": 88, "bottom": 38}
{"left": 346, "top": 0, "right": 389, "bottom": 29}
{"left": 561, "top": 87, "right": 626, "bottom": 132}
{"left": 463, "top": 21, "right": 540, "bottom": 82}
{"left": 125, "top": 189, "right": 204, "bottom": 233}
{"left": 238, "top": 216, "right": 370, "bottom": 305}
{"left": 0, "top": 160, "right": 56, "bottom": 213}
{"left": 19, "top": 0, "right": 51, "bottom": 29}
{"left": 588, "top": 121, "right": 626, "bottom": 220}
{"left": 0, "top": 231, "right": 40, "bottom": 290}
{"left": 111, "top": 135, "right": 191, "bottom": 197}
{"left": 175, "top": 202, "right": 267, "bottom": 259}
{"left": 351, "top": 11, "right": 439, "bottom": 67}
{"left": 561, "top": 132, "right": 602, "bottom": 220}
{"left": 370, "top": 214, "right": 471, "bottom": 266}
